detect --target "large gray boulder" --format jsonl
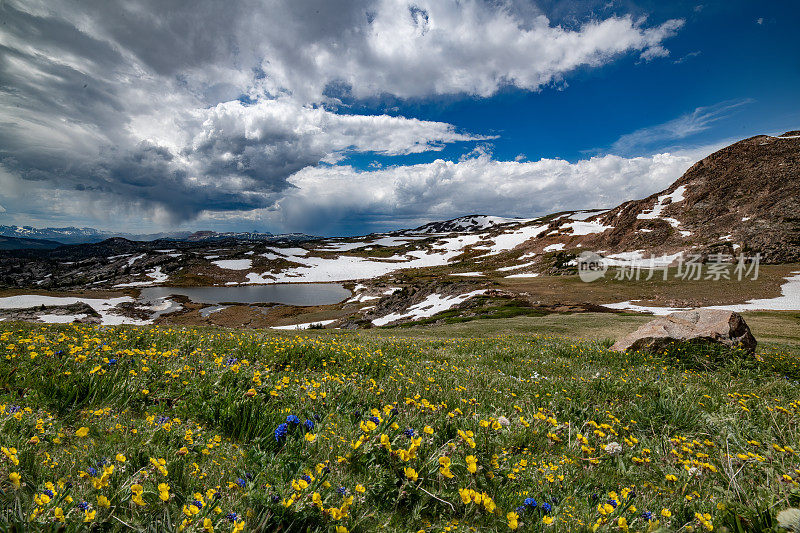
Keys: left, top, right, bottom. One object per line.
{"left": 612, "top": 309, "right": 756, "bottom": 354}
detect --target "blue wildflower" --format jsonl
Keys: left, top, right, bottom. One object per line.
{"left": 304, "top": 419, "right": 315, "bottom": 430}
{"left": 87, "top": 467, "right": 98, "bottom": 477}
{"left": 226, "top": 512, "right": 238, "bottom": 522}
{"left": 524, "top": 497, "right": 537, "bottom": 509}
{"left": 236, "top": 478, "right": 246, "bottom": 488}
{"left": 337, "top": 487, "right": 348, "bottom": 495}
{"left": 369, "top": 416, "right": 380, "bottom": 425}
{"left": 286, "top": 414, "right": 300, "bottom": 425}
{"left": 78, "top": 501, "right": 89, "bottom": 511}
{"left": 642, "top": 511, "right": 653, "bottom": 521}
{"left": 403, "top": 428, "right": 415, "bottom": 438}
{"left": 274, "top": 423, "right": 288, "bottom": 441}
{"left": 541, "top": 502, "right": 552, "bottom": 513}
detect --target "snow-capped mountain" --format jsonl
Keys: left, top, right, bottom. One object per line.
{"left": 402, "top": 215, "right": 530, "bottom": 234}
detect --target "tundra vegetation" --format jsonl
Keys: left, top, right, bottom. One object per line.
{"left": 0, "top": 322, "right": 798, "bottom": 532}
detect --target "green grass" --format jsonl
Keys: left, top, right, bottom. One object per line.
{"left": 0, "top": 322, "right": 799, "bottom": 532}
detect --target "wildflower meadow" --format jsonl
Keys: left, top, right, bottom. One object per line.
{"left": 0, "top": 323, "right": 799, "bottom": 532}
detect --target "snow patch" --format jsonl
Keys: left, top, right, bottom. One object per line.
{"left": 113, "top": 266, "right": 168, "bottom": 287}
{"left": 245, "top": 272, "right": 274, "bottom": 284}
{"left": 566, "top": 210, "right": 607, "bottom": 221}
{"left": 271, "top": 319, "right": 337, "bottom": 330}
{"left": 212, "top": 259, "right": 253, "bottom": 270}
{"left": 38, "top": 313, "right": 88, "bottom": 323}
{"left": 602, "top": 301, "right": 692, "bottom": 315}
{"left": 483, "top": 225, "right": 548, "bottom": 255}
{"left": 559, "top": 221, "right": 614, "bottom": 236}
{"left": 636, "top": 185, "right": 687, "bottom": 226}
{"left": 372, "top": 290, "right": 486, "bottom": 326}
{"left": 602, "top": 251, "right": 684, "bottom": 267}
{"left": 706, "top": 272, "right": 800, "bottom": 311}
{"left": 496, "top": 260, "right": 537, "bottom": 272}
{"left": 127, "top": 254, "right": 146, "bottom": 266}
{"left": 267, "top": 247, "right": 309, "bottom": 257}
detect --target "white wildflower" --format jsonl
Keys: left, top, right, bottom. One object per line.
{"left": 604, "top": 442, "right": 623, "bottom": 455}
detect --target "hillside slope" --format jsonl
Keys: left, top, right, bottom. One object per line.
{"left": 581, "top": 132, "right": 800, "bottom": 262}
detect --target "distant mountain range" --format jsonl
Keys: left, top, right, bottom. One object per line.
{"left": 0, "top": 235, "right": 64, "bottom": 251}
{"left": 0, "top": 226, "right": 314, "bottom": 247}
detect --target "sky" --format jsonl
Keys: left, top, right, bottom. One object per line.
{"left": 0, "top": 0, "right": 798, "bottom": 237}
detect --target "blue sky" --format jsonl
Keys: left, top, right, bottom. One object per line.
{"left": 340, "top": 0, "right": 800, "bottom": 167}
{"left": 0, "top": 0, "right": 797, "bottom": 236}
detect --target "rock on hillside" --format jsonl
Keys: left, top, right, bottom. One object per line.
{"left": 611, "top": 309, "right": 757, "bottom": 354}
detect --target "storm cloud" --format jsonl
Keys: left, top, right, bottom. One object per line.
{"left": 0, "top": 0, "right": 685, "bottom": 231}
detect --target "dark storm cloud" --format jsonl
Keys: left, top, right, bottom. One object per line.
{"left": 0, "top": 0, "right": 684, "bottom": 229}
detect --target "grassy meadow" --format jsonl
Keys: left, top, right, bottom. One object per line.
{"left": 0, "top": 321, "right": 799, "bottom": 532}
